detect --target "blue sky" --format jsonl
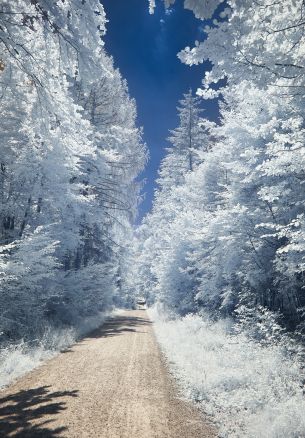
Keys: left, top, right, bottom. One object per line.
{"left": 101, "top": 0, "right": 219, "bottom": 221}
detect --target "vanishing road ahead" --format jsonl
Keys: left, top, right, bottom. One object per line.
{"left": 0, "top": 310, "right": 215, "bottom": 437}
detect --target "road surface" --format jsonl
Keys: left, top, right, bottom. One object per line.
{"left": 0, "top": 310, "right": 215, "bottom": 437}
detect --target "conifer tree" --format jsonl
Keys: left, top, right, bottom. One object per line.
{"left": 158, "top": 90, "right": 207, "bottom": 191}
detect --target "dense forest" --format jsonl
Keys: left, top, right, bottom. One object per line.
{"left": 134, "top": 2, "right": 305, "bottom": 434}
{"left": 136, "top": 0, "right": 305, "bottom": 335}
{"left": 0, "top": 1, "right": 146, "bottom": 348}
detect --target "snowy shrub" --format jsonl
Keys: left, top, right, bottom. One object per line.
{"left": 0, "top": 310, "right": 109, "bottom": 389}
{"left": 149, "top": 306, "right": 305, "bottom": 438}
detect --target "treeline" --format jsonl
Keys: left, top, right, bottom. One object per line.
{"left": 135, "top": 0, "right": 305, "bottom": 337}
{"left": 0, "top": 1, "right": 146, "bottom": 345}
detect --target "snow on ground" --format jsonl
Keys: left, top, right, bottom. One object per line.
{"left": 148, "top": 306, "right": 305, "bottom": 438}
{"left": 0, "top": 311, "right": 110, "bottom": 389}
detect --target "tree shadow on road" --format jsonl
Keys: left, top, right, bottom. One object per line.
{"left": 86, "top": 314, "right": 152, "bottom": 339}
{"left": 0, "top": 385, "right": 78, "bottom": 437}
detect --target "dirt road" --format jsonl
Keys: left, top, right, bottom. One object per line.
{"left": 0, "top": 310, "right": 215, "bottom": 437}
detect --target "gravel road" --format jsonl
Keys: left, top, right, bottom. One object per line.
{"left": 0, "top": 310, "right": 215, "bottom": 437}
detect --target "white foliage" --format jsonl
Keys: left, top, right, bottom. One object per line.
{"left": 149, "top": 306, "right": 305, "bottom": 438}
{"left": 136, "top": 2, "right": 305, "bottom": 431}
{"left": 0, "top": 310, "right": 109, "bottom": 389}
{"left": 140, "top": 0, "right": 305, "bottom": 326}
{"left": 0, "top": 2, "right": 146, "bottom": 347}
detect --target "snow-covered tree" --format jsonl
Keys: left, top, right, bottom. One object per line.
{"left": 142, "top": 0, "right": 305, "bottom": 334}
{"left": 0, "top": 1, "right": 146, "bottom": 345}
{"left": 134, "top": 90, "right": 213, "bottom": 315}
{"left": 158, "top": 90, "right": 207, "bottom": 190}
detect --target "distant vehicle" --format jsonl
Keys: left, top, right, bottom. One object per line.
{"left": 136, "top": 297, "right": 146, "bottom": 308}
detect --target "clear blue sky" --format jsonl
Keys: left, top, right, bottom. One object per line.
{"left": 101, "top": 0, "right": 220, "bottom": 221}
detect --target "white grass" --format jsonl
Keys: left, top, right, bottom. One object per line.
{"left": 148, "top": 305, "right": 305, "bottom": 438}
{"left": 0, "top": 311, "right": 110, "bottom": 389}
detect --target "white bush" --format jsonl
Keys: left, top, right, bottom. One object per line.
{"left": 149, "top": 306, "right": 305, "bottom": 437}
{"left": 0, "top": 311, "right": 108, "bottom": 389}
